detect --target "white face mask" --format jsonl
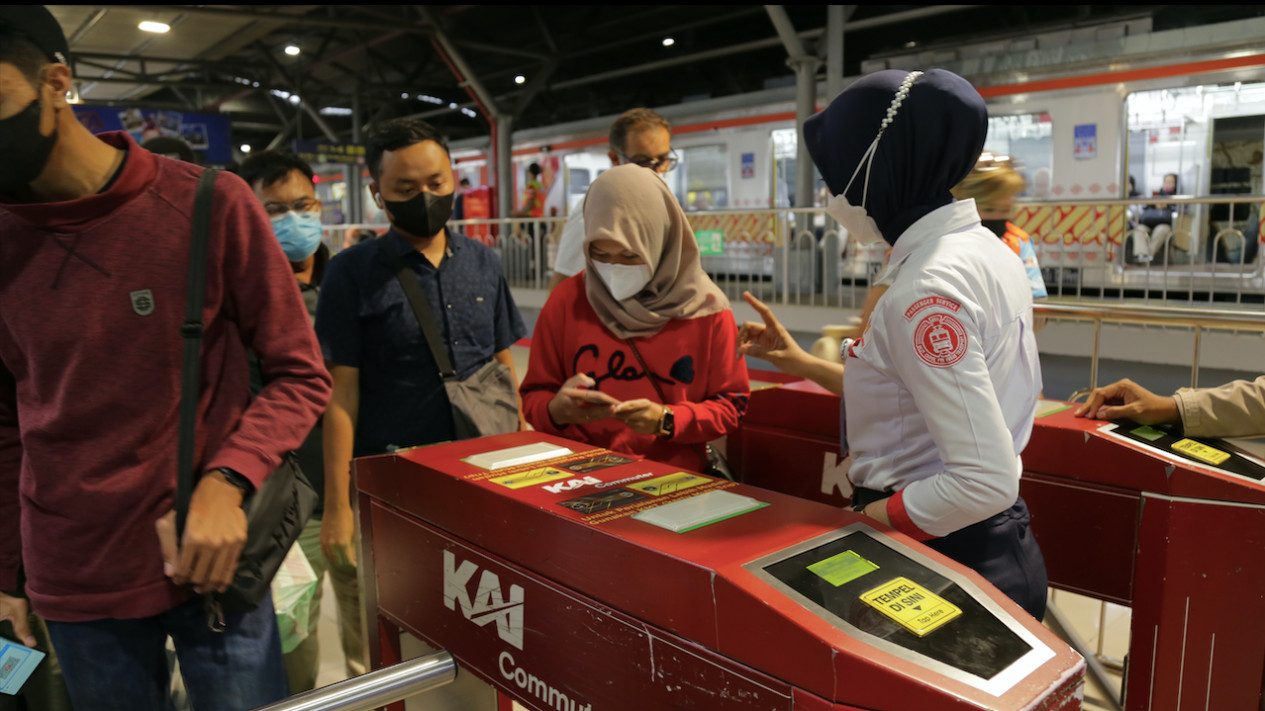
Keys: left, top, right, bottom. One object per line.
{"left": 826, "top": 192, "right": 885, "bottom": 245}
{"left": 591, "top": 261, "right": 653, "bottom": 300}
{"left": 827, "top": 70, "right": 923, "bottom": 246}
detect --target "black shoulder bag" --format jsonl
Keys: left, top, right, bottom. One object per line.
{"left": 175, "top": 169, "right": 318, "bottom": 615}
{"left": 375, "top": 236, "right": 519, "bottom": 439}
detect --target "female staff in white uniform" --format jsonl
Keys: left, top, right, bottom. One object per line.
{"left": 740, "top": 69, "right": 1047, "bottom": 619}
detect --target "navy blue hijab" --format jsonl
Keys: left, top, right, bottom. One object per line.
{"left": 804, "top": 69, "right": 987, "bottom": 245}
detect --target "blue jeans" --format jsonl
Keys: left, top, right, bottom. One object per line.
{"left": 45, "top": 593, "right": 288, "bottom": 711}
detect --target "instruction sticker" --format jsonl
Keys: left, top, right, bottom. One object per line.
{"left": 1131, "top": 425, "right": 1167, "bottom": 442}
{"left": 808, "top": 550, "right": 878, "bottom": 587}
{"left": 626, "top": 472, "right": 708, "bottom": 497}
{"left": 860, "top": 577, "right": 961, "bottom": 637}
{"left": 1172, "top": 438, "right": 1231, "bottom": 466}
{"left": 490, "top": 467, "right": 573, "bottom": 490}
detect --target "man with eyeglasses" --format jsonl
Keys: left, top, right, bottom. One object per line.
{"left": 237, "top": 150, "right": 366, "bottom": 694}
{"left": 547, "top": 108, "right": 677, "bottom": 291}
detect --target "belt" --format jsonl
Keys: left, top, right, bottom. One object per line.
{"left": 850, "top": 485, "right": 892, "bottom": 513}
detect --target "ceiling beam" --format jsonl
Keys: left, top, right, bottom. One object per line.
{"left": 65, "top": 5, "right": 432, "bottom": 35}
{"left": 548, "top": 31, "right": 821, "bottom": 92}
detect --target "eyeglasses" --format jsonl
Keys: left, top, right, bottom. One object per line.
{"left": 618, "top": 149, "right": 679, "bottom": 172}
{"left": 263, "top": 197, "right": 320, "bottom": 217}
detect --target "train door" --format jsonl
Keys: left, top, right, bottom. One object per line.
{"left": 1208, "top": 113, "right": 1264, "bottom": 265}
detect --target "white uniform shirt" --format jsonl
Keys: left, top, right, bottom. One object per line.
{"left": 844, "top": 199, "right": 1042, "bottom": 539}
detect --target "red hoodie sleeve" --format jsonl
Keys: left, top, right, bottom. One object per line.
{"left": 670, "top": 313, "right": 750, "bottom": 444}
{"left": 0, "top": 360, "right": 21, "bottom": 591}
{"left": 519, "top": 282, "right": 570, "bottom": 437}
{"left": 201, "top": 173, "right": 332, "bottom": 487}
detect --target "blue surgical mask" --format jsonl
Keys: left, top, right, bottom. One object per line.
{"left": 270, "top": 210, "right": 323, "bottom": 261}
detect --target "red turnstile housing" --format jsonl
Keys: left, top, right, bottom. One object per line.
{"left": 356, "top": 431, "right": 1083, "bottom": 711}
{"left": 730, "top": 382, "right": 1265, "bottom": 711}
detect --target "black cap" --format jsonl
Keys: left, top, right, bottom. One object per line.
{"left": 0, "top": 6, "right": 70, "bottom": 65}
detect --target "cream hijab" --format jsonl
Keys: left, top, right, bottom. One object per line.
{"left": 582, "top": 164, "right": 729, "bottom": 338}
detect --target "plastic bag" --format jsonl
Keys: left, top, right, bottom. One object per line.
{"left": 271, "top": 542, "right": 318, "bottom": 654}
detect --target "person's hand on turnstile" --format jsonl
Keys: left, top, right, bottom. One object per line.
{"left": 1074, "top": 378, "right": 1180, "bottom": 425}
{"left": 548, "top": 374, "right": 621, "bottom": 427}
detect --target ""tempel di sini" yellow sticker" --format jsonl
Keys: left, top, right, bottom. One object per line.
{"left": 860, "top": 576, "right": 961, "bottom": 636}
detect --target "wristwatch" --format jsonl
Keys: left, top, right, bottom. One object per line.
{"left": 657, "top": 405, "right": 675, "bottom": 438}
{"left": 212, "top": 468, "right": 254, "bottom": 497}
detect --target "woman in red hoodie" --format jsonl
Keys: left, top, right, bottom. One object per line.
{"left": 520, "top": 164, "right": 749, "bottom": 471}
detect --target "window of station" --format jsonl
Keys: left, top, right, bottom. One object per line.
{"left": 678, "top": 144, "right": 729, "bottom": 211}
{"left": 983, "top": 113, "right": 1053, "bottom": 199}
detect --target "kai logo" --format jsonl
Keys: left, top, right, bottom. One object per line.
{"left": 443, "top": 551, "right": 524, "bottom": 650}
{"left": 542, "top": 476, "right": 600, "bottom": 494}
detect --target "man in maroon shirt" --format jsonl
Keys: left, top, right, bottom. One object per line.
{"left": 0, "top": 8, "right": 330, "bottom": 710}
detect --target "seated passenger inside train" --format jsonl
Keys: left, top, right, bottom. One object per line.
{"left": 1130, "top": 172, "right": 1184, "bottom": 264}
{"left": 520, "top": 164, "right": 749, "bottom": 473}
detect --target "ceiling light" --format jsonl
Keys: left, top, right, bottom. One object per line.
{"left": 514, "top": 75, "right": 526, "bottom": 85}
{"left": 449, "top": 102, "right": 458, "bottom": 109}
{"left": 138, "top": 21, "right": 170, "bottom": 34}
{"left": 319, "top": 106, "right": 353, "bottom": 116}
{"left": 240, "top": 144, "right": 252, "bottom": 153}
{"left": 662, "top": 37, "right": 675, "bottom": 47}
{"left": 284, "top": 45, "right": 301, "bottom": 56}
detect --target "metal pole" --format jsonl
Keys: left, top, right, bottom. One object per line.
{"left": 1191, "top": 325, "right": 1202, "bottom": 389}
{"left": 826, "top": 5, "right": 844, "bottom": 101}
{"left": 350, "top": 88, "right": 364, "bottom": 224}
{"left": 250, "top": 651, "right": 456, "bottom": 711}
{"left": 496, "top": 113, "right": 514, "bottom": 221}
{"left": 1090, "top": 318, "right": 1101, "bottom": 390}
{"left": 792, "top": 57, "right": 820, "bottom": 208}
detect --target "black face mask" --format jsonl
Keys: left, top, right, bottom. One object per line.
{"left": 0, "top": 97, "right": 57, "bottom": 195}
{"left": 981, "top": 218, "right": 1008, "bottom": 238}
{"left": 382, "top": 191, "right": 454, "bottom": 239}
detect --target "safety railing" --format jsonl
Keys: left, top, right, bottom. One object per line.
{"left": 1036, "top": 301, "right": 1265, "bottom": 396}
{"left": 323, "top": 195, "right": 1265, "bottom": 309}
{"left": 250, "top": 651, "right": 455, "bottom": 711}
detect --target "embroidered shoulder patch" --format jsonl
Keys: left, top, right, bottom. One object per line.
{"left": 903, "top": 296, "right": 961, "bottom": 320}
{"left": 913, "top": 313, "right": 968, "bottom": 367}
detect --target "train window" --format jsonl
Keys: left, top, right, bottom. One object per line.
{"left": 678, "top": 144, "right": 729, "bottom": 210}
{"left": 984, "top": 113, "right": 1053, "bottom": 199}
{"left": 568, "top": 167, "right": 591, "bottom": 194}
{"left": 1126, "top": 82, "right": 1265, "bottom": 263}
{"left": 771, "top": 128, "right": 825, "bottom": 208}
